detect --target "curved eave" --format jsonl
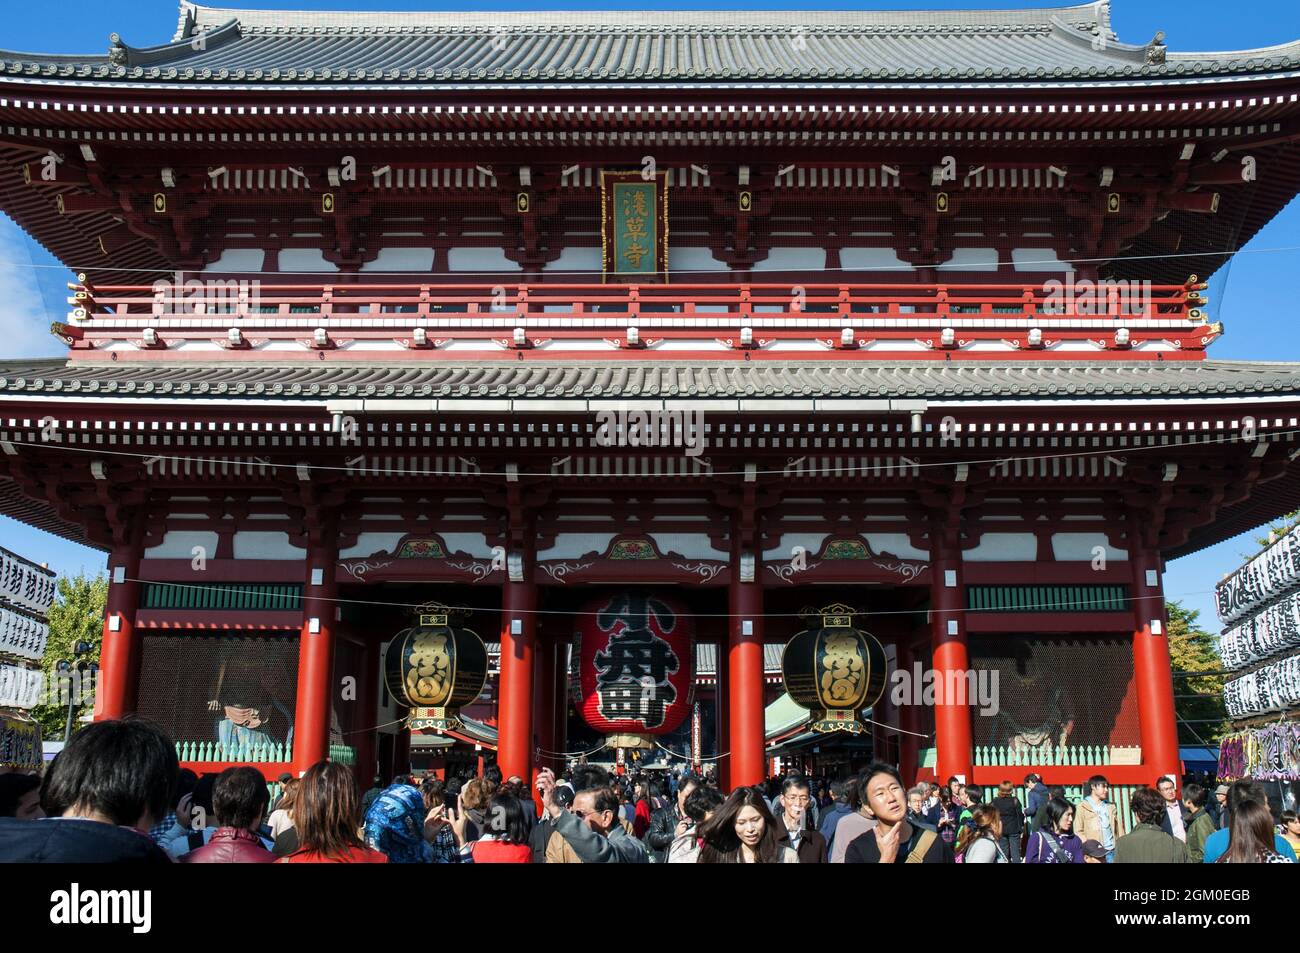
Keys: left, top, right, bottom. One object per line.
{"left": 9, "top": 70, "right": 1300, "bottom": 96}
{"left": 1, "top": 0, "right": 1296, "bottom": 91}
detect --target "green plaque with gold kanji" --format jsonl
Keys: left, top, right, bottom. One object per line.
{"left": 601, "top": 170, "right": 669, "bottom": 281}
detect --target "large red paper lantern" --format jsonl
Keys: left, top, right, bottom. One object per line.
{"left": 577, "top": 591, "right": 694, "bottom": 749}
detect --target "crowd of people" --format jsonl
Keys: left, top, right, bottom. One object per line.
{"left": 1, "top": 717, "right": 1298, "bottom": 864}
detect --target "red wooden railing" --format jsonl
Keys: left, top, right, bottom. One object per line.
{"left": 69, "top": 277, "right": 1208, "bottom": 323}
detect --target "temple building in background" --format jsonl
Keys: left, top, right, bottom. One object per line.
{"left": 0, "top": 548, "right": 56, "bottom": 773}
{"left": 3, "top": 2, "right": 1300, "bottom": 818}
{"left": 1215, "top": 524, "right": 1300, "bottom": 804}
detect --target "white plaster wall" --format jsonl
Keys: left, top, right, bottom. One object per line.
{"left": 232, "top": 532, "right": 303, "bottom": 560}
{"left": 763, "top": 533, "right": 830, "bottom": 562}
{"left": 436, "top": 533, "right": 496, "bottom": 558}
{"left": 448, "top": 247, "right": 521, "bottom": 273}
{"left": 863, "top": 534, "right": 929, "bottom": 561}
{"left": 939, "top": 248, "right": 998, "bottom": 272}
{"left": 548, "top": 246, "right": 602, "bottom": 273}
{"left": 752, "top": 247, "right": 827, "bottom": 271}
{"left": 1052, "top": 533, "right": 1129, "bottom": 562}
{"left": 537, "top": 534, "right": 617, "bottom": 560}
{"left": 963, "top": 534, "right": 1039, "bottom": 562}
{"left": 340, "top": 533, "right": 407, "bottom": 559}
{"left": 145, "top": 531, "right": 220, "bottom": 560}
{"left": 650, "top": 533, "right": 729, "bottom": 559}
{"left": 277, "top": 248, "right": 337, "bottom": 273}
{"left": 1012, "top": 248, "right": 1068, "bottom": 273}
{"left": 361, "top": 247, "right": 434, "bottom": 272}
{"left": 840, "top": 247, "right": 908, "bottom": 270}
{"left": 203, "top": 249, "right": 266, "bottom": 273}
{"left": 669, "top": 246, "right": 726, "bottom": 272}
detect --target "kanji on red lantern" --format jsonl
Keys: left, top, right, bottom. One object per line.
{"left": 578, "top": 591, "right": 694, "bottom": 738}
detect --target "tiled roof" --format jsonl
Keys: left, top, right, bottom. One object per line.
{"left": 3, "top": 359, "right": 1300, "bottom": 403}
{"left": 2, "top": 2, "right": 1298, "bottom": 87}
{"left": 695, "top": 643, "right": 784, "bottom": 676}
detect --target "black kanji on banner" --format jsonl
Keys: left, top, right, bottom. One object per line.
{"left": 594, "top": 593, "right": 680, "bottom": 728}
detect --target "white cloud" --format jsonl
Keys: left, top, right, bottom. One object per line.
{"left": 0, "top": 214, "right": 68, "bottom": 360}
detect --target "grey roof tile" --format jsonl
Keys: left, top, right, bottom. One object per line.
{"left": 3, "top": 2, "right": 1298, "bottom": 87}
{"left": 3, "top": 359, "right": 1300, "bottom": 404}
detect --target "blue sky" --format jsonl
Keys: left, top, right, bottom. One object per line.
{"left": 1, "top": 0, "right": 1299, "bottom": 629}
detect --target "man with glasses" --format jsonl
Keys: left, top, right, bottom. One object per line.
{"left": 768, "top": 770, "right": 820, "bottom": 831}
{"left": 536, "top": 768, "right": 648, "bottom": 863}
{"left": 775, "top": 777, "right": 828, "bottom": 863}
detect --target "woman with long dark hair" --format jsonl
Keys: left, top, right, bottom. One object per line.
{"left": 1024, "top": 796, "right": 1083, "bottom": 863}
{"left": 697, "top": 787, "right": 797, "bottom": 863}
{"left": 633, "top": 779, "right": 654, "bottom": 840}
{"left": 279, "top": 761, "right": 387, "bottom": 864}
{"left": 1217, "top": 800, "right": 1295, "bottom": 864}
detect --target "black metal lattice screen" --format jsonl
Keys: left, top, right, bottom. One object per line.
{"left": 136, "top": 632, "right": 299, "bottom": 747}
{"left": 968, "top": 636, "right": 1139, "bottom": 750}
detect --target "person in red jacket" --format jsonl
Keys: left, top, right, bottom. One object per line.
{"left": 279, "top": 762, "right": 387, "bottom": 864}
{"left": 633, "top": 779, "right": 655, "bottom": 840}
{"left": 468, "top": 792, "right": 533, "bottom": 863}
{"left": 182, "top": 767, "right": 274, "bottom": 864}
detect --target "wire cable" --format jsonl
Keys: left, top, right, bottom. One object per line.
{"left": 117, "top": 574, "right": 1214, "bottom": 620}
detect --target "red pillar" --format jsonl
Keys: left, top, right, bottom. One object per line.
{"left": 715, "top": 640, "right": 730, "bottom": 790}
{"left": 95, "top": 531, "right": 144, "bottom": 721}
{"left": 534, "top": 635, "right": 557, "bottom": 774}
{"left": 930, "top": 542, "right": 974, "bottom": 786}
{"left": 1130, "top": 535, "right": 1181, "bottom": 785}
{"left": 497, "top": 567, "right": 536, "bottom": 783}
{"left": 728, "top": 549, "right": 766, "bottom": 789}
{"left": 292, "top": 541, "right": 338, "bottom": 775}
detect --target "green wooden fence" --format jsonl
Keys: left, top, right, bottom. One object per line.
{"left": 974, "top": 744, "right": 1116, "bottom": 767}
{"left": 143, "top": 582, "right": 302, "bottom": 612}
{"left": 176, "top": 740, "right": 291, "bottom": 763}
{"left": 175, "top": 740, "right": 356, "bottom": 767}
{"left": 966, "top": 584, "right": 1129, "bottom": 613}
{"left": 997, "top": 783, "right": 1138, "bottom": 834}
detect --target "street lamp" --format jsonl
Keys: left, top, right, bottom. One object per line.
{"left": 55, "top": 640, "right": 98, "bottom": 744}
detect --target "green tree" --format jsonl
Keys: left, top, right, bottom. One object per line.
{"left": 1255, "top": 510, "right": 1299, "bottom": 548}
{"left": 31, "top": 572, "right": 107, "bottom": 741}
{"left": 1166, "top": 601, "right": 1228, "bottom": 747}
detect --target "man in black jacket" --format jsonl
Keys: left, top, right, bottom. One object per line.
{"left": 644, "top": 773, "right": 700, "bottom": 862}
{"left": 776, "top": 776, "right": 828, "bottom": 862}
{"left": 0, "top": 717, "right": 177, "bottom": 863}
